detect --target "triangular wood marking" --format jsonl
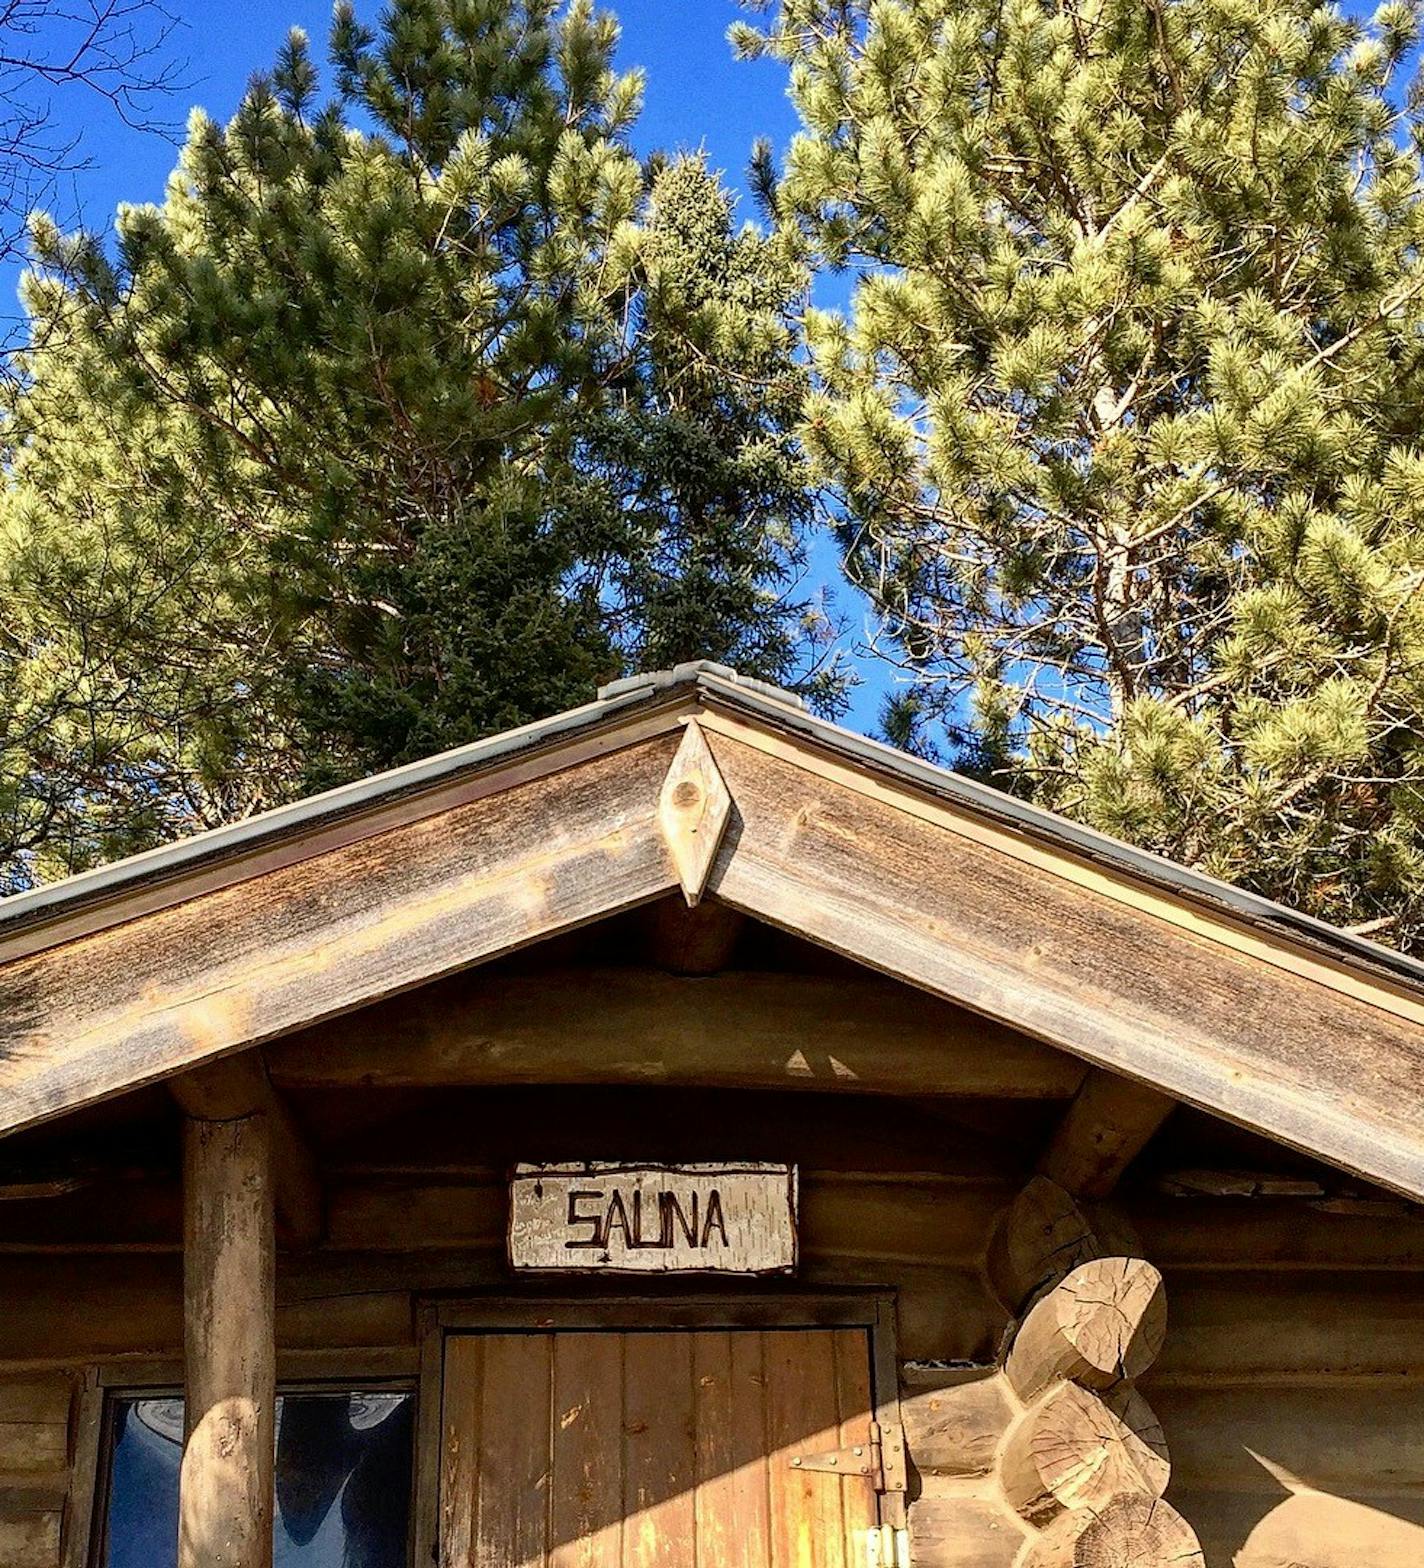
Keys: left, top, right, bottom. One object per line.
{"left": 658, "top": 720, "right": 732, "bottom": 907}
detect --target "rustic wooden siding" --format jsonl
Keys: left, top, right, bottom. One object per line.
{"left": 0, "top": 1373, "right": 85, "bottom": 1568}
{"left": 1, "top": 1069, "right": 1421, "bottom": 1567}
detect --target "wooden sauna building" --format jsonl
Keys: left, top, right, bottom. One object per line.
{"left": 1, "top": 661, "right": 1421, "bottom": 1568}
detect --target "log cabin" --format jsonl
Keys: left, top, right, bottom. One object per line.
{"left": 0, "top": 660, "right": 1421, "bottom": 1568}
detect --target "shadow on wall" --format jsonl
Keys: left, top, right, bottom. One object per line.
{"left": 1176, "top": 1475, "right": 1424, "bottom": 1567}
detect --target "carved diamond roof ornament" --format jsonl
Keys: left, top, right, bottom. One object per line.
{"left": 658, "top": 720, "right": 732, "bottom": 907}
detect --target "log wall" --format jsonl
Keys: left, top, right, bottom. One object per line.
{"left": 1, "top": 1086, "right": 1422, "bottom": 1567}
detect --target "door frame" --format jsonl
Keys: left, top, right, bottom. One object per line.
{"left": 413, "top": 1291, "right": 904, "bottom": 1566}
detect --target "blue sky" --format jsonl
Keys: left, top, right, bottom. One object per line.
{"left": 7, "top": 0, "right": 894, "bottom": 730}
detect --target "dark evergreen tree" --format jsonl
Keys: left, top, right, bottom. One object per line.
{"left": 0, "top": 0, "right": 844, "bottom": 887}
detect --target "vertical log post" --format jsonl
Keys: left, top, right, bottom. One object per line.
{"left": 179, "top": 1111, "right": 276, "bottom": 1568}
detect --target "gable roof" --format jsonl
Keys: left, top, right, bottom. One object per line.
{"left": 1, "top": 661, "right": 1421, "bottom": 1199}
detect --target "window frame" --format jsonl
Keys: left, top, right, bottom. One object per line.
{"left": 78, "top": 1365, "right": 419, "bottom": 1568}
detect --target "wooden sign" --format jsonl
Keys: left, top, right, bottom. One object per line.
{"left": 508, "top": 1162, "right": 798, "bottom": 1275}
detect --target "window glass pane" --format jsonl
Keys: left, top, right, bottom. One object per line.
{"left": 102, "top": 1391, "right": 414, "bottom": 1568}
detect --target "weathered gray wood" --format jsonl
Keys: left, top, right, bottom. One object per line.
{"left": 1038, "top": 1072, "right": 1176, "bottom": 1197}
{"left": 180, "top": 1114, "right": 275, "bottom": 1568}
{"left": 170, "top": 1054, "right": 323, "bottom": 1249}
{"left": 703, "top": 725, "right": 1424, "bottom": 1201}
{"left": 268, "top": 966, "right": 1080, "bottom": 1098}
{"left": 0, "top": 735, "right": 681, "bottom": 1136}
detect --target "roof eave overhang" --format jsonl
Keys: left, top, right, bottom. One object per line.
{"left": 1, "top": 663, "right": 1421, "bottom": 1201}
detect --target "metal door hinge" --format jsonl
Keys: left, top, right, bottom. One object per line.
{"left": 790, "top": 1421, "right": 907, "bottom": 1495}
{"left": 864, "top": 1525, "right": 910, "bottom": 1567}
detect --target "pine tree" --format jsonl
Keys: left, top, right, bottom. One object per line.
{"left": 0, "top": 0, "right": 842, "bottom": 888}
{"left": 738, "top": 0, "right": 1424, "bottom": 947}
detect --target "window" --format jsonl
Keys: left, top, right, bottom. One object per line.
{"left": 98, "top": 1390, "right": 414, "bottom": 1568}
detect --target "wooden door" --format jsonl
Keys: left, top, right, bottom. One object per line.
{"left": 439, "top": 1328, "right": 879, "bottom": 1568}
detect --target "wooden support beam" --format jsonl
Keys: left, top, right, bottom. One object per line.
{"left": 267, "top": 966, "right": 1080, "bottom": 1098}
{"left": 1038, "top": 1071, "right": 1176, "bottom": 1198}
{"left": 180, "top": 1112, "right": 275, "bottom": 1568}
{"left": 170, "top": 1054, "right": 323, "bottom": 1250}
{"left": 638, "top": 898, "right": 746, "bottom": 974}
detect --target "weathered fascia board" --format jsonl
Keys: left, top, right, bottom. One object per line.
{"left": 267, "top": 966, "right": 1080, "bottom": 1099}
{"left": 700, "top": 724, "right": 1424, "bottom": 1203}
{"left": 0, "top": 734, "right": 683, "bottom": 1138}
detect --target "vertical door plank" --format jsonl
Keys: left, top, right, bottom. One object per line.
{"left": 765, "top": 1330, "right": 853, "bottom": 1568}
{"left": 551, "top": 1332, "right": 625, "bottom": 1568}
{"left": 623, "top": 1333, "right": 697, "bottom": 1568}
{"left": 831, "top": 1329, "right": 878, "bottom": 1549}
{"left": 477, "top": 1334, "right": 553, "bottom": 1568}
{"left": 440, "top": 1335, "right": 485, "bottom": 1568}
{"left": 693, "top": 1331, "right": 772, "bottom": 1568}
{"left": 439, "top": 1326, "right": 879, "bottom": 1568}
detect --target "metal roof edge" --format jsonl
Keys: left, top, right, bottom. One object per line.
{"left": 0, "top": 677, "right": 680, "bottom": 943}
{"left": 3, "top": 657, "right": 1422, "bottom": 998}
{"left": 693, "top": 670, "right": 1424, "bottom": 994}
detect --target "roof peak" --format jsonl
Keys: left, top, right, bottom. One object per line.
{"left": 598, "top": 661, "right": 806, "bottom": 712}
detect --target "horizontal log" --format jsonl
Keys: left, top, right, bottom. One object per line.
{"left": 0, "top": 1512, "right": 60, "bottom": 1568}
{"left": 0, "top": 1173, "right": 1013, "bottom": 1264}
{"left": 0, "top": 1256, "right": 414, "bottom": 1366}
{"left": 1131, "top": 1200, "right": 1424, "bottom": 1270}
{"left": 0, "top": 1377, "right": 71, "bottom": 1426}
{"left": 908, "top": 1491, "right": 1027, "bottom": 1568}
{"left": 1155, "top": 1272, "right": 1424, "bottom": 1380}
{"left": 1152, "top": 1384, "right": 1424, "bottom": 1493}
{"left": 0, "top": 1249, "right": 997, "bottom": 1368}
{"left": 0, "top": 1405, "right": 68, "bottom": 1477}
{"left": 900, "top": 1370, "right": 1015, "bottom": 1478}
{"left": 0, "top": 1484, "right": 69, "bottom": 1516}
{"left": 306, "top": 1083, "right": 1029, "bottom": 1180}
{"left": 268, "top": 966, "right": 1082, "bottom": 1098}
